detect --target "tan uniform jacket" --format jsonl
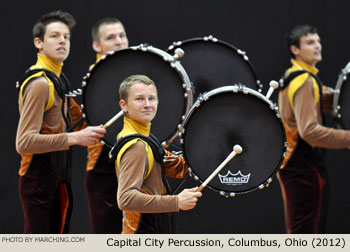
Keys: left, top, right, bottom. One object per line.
{"left": 116, "top": 140, "right": 187, "bottom": 233}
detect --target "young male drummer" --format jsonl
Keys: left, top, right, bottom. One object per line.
{"left": 114, "top": 75, "right": 202, "bottom": 234}
{"left": 277, "top": 24, "right": 350, "bottom": 233}
{"left": 16, "top": 10, "right": 106, "bottom": 233}
{"left": 85, "top": 17, "right": 128, "bottom": 233}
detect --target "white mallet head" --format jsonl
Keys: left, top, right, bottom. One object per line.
{"left": 233, "top": 145, "right": 243, "bottom": 154}
{"left": 174, "top": 48, "right": 185, "bottom": 59}
{"left": 269, "top": 80, "right": 279, "bottom": 89}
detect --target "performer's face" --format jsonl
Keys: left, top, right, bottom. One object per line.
{"left": 34, "top": 22, "right": 71, "bottom": 64}
{"left": 292, "top": 33, "right": 322, "bottom": 67}
{"left": 120, "top": 83, "right": 158, "bottom": 124}
{"left": 93, "top": 22, "right": 129, "bottom": 55}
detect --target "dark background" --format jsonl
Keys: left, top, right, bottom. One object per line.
{"left": 1, "top": 0, "right": 350, "bottom": 233}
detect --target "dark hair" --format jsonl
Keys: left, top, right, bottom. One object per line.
{"left": 285, "top": 24, "right": 318, "bottom": 58}
{"left": 91, "top": 17, "right": 122, "bottom": 42}
{"left": 32, "top": 10, "right": 76, "bottom": 40}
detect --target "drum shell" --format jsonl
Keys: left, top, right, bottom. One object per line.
{"left": 81, "top": 46, "right": 192, "bottom": 147}
{"left": 167, "top": 36, "right": 262, "bottom": 100}
{"left": 181, "top": 85, "right": 287, "bottom": 195}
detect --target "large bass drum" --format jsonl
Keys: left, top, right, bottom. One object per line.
{"left": 180, "top": 85, "right": 287, "bottom": 196}
{"left": 81, "top": 45, "right": 192, "bottom": 147}
{"left": 333, "top": 61, "right": 350, "bottom": 129}
{"left": 167, "top": 36, "right": 262, "bottom": 100}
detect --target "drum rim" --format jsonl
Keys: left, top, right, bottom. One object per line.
{"left": 166, "top": 36, "right": 262, "bottom": 91}
{"left": 180, "top": 85, "right": 287, "bottom": 196}
{"left": 81, "top": 44, "right": 193, "bottom": 147}
{"left": 333, "top": 61, "right": 350, "bottom": 129}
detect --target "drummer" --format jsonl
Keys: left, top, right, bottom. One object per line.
{"left": 85, "top": 17, "right": 128, "bottom": 234}
{"left": 15, "top": 10, "right": 106, "bottom": 233}
{"left": 277, "top": 24, "right": 350, "bottom": 234}
{"left": 113, "top": 75, "right": 202, "bottom": 234}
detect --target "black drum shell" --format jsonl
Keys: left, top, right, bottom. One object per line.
{"left": 82, "top": 47, "right": 191, "bottom": 147}
{"left": 181, "top": 86, "right": 286, "bottom": 195}
{"left": 167, "top": 37, "right": 261, "bottom": 101}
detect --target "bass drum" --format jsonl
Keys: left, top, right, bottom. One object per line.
{"left": 81, "top": 45, "right": 192, "bottom": 147}
{"left": 167, "top": 35, "right": 262, "bottom": 100}
{"left": 333, "top": 61, "right": 350, "bottom": 129}
{"left": 180, "top": 85, "right": 287, "bottom": 196}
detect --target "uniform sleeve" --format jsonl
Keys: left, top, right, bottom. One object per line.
{"left": 163, "top": 149, "right": 188, "bottom": 178}
{"left": 117, "top": 141, "right": 178, "bottom": 213}
{"left": 16, "top": 77, "right": 68, "bottom": 154}
{"left": 293, "top": 78, "right": 350, "bottom": 148}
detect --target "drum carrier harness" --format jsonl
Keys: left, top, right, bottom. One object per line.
{"left": 109, "top": 133, "right": 176, "bottom": 234}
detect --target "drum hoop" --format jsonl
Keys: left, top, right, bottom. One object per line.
{"left": 180, "top": 85, "right": 287, "bottom": 196}
{"left": 333, "top": 61, "right": 350, "bottom": 120}
{"left": 81, "top": 44, "right": 193, "bottom": 146}
{"left": 167, "top": 36, "right": 262, "bottom": 91}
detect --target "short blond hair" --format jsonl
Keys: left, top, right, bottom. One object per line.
{"left": 119, "top": 75, "right": 156, "bottom": 101}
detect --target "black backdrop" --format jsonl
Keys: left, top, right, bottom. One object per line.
{"left": 1, "top": 0, "right": 350, "bottom": 233}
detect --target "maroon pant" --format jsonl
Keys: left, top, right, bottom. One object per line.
{"left": 278, "top": 138, "right": 325, "bottom": 234}
{"left": 19, "top": 176, "right": 72, "bottom": 234}
{"left": 19, "top": 151, "right": 72, "bottom": 234}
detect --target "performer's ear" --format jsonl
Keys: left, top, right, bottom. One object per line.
{"left": 34, "top": 38, "right": 43, "bottom": 50}
{"left": 120, "top": 100, "right": 127, "bottom": 112}
{"left": 290, "top": 45, "right": 300, "bottom": 57}
{"left": 92, "top": 41, "right": 102, "bottom": 54}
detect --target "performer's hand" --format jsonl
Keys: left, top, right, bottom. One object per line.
{"left": 178, "top": 187, "right": 202, "bottom": 211}
{"left": 68, "top": 125, "right": 106, "bottom": 146}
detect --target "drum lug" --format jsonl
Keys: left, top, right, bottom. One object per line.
{"left": 258, "top": 184, "right": 265, "bottom": 190}
{"left": 193, "top": 175, "right": 199, "bottom": 181}
{"left": 229, "top": 192, "right": 236, "bottom": 197}
{"left": 237, "top": 83, "right": 244, "bottom": 92}
{"left": 203, "top": 35, "right": 218, "bottom": 43}
{"left": 237, "top": 49, "right": 249, "bottom": 61}
{"left": 106, "top": 50, "right": 115, "bottom": 55}
{"left": 81, "top": 104, "right": 84, "bottom": 109}
{"left": 82, "top": 81, "right": 87, "bottom": 87}
{"left": 188, "top": 168, "right": 193, "bottom": 177}
{"left": 173, "top": 41, "right": 182, "bottom": 47}
{"left": 219, "top": 191, "right": 225, "bottom": 196}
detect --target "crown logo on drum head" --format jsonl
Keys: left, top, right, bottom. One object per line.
{"left": 218, "top": 170, "right": 251, "bottom": 185}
